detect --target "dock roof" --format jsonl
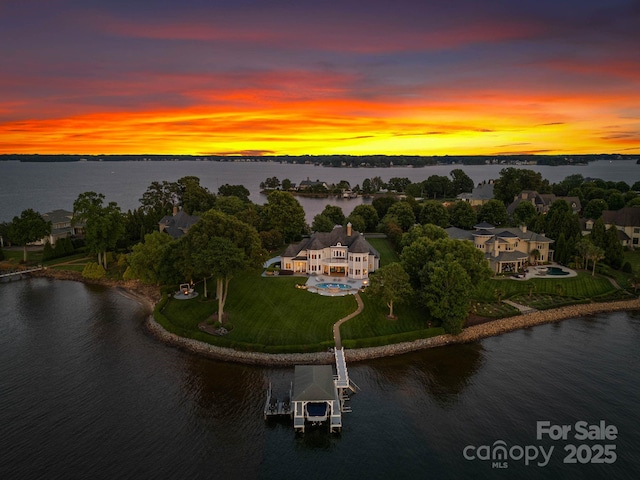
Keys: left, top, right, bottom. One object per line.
{"left": 293, "top": 365, "right": 335, "bottom": 402}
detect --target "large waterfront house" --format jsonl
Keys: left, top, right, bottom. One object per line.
{"left": 446, "top": 222, "right": 554, "bottom": 274}
{"left": 36, "top": 209, "right": 84, "bottom": 246}
{"left": 457, "top": 181, "right": 494, "bottom": 207}
{"left": 507, "top": 191, "right": 582, "bottom": 216}
{"left": 281, "top": 223, "right": 379, "bottom": 279}
{"left": 158, "top": 208, "right": 199, "bottom": 239}
{"left": 583, "top": 206, "right": 640, "bottom": 248}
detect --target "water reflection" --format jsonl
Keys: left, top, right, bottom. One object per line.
{"left": 359, "top": 343, "right": 484, "bottom": 407}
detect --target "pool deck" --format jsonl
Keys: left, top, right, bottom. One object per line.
{"left": 306, "top": 276, "right": 364, "bottom": 296}
{"left": 509, "top": 264, "right": 577, "bottom": 281}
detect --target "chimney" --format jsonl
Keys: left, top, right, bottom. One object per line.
{"left": 520, "top": 225, "right": 527, "bottom": 233}
{"left": 173, "top": 205, "right": 178, "bottom": 215}
{"left": 347, "top": 222, "right": 352, "bottom": 236}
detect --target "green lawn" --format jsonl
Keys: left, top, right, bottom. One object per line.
{"left": 624, "top": 250, "right": 640, "bottom": 273}
{"left": 160, "top": 271, "right": 356, "bottom": 351}
{"left": 473, "top": 272, "right": 616, "bottom": 302}
{"left": 366, "top": 237, "right": 399, "bottom": 264}
{"left": 341, "top": 293, "right": 431, "bottom": 339}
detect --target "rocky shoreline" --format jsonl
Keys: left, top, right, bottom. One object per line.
{"left": 29, "top": 268, "right": 640, "bottom": 366}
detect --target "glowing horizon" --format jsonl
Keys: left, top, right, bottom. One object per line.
{"left": 1, "top": 0, "right": 639, "bottom": 156}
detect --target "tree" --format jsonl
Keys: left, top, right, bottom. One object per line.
{"left": 543, "top": 200, "right": 581, "bottom": 241}
{"left": 604, "top": 225, "right": 624, "bottom": 269}
{"left": 387, "top": 177, "right": 411, "bottom": 193}
{"left": 401, "top": 237, "right": 491, "bottom": 289}
{"left": 371, "top": 195, "right": 397, "bottom": 219}
{"left": 386, "top": 202, "right": 416, "bottom": 231}
{"left": 511, "top": 201, "right": 537, "bottom": 227}
{"left": 73, "top": 192, "right": 124, "bottom": 269}
{"left": 419, "top": 257, "right": 473, "bottom": 335}
{"left": 261, "top": 176, "right": 280, "bottom": 190}
{"left": 193, "top": 237, "right": 246, "bottom": 319}
{"left": 575, "top": 239, "right": 592, "bottom": 270}
{"left": 139, "top": 180, "right": 179, "bottom": 219}
{"left": 218, "top": 184, "right": 250, "bottom": 202}
{"left": 320, "top": 205, "right": 345, "bottom": 226}
{"left": 262, "top": 191, "right": 307, "bottom": 243}
{"left": 127, "top": 231, "right": 174, "bottom": 285}
{"left": 450, "top": 169, "right": 474, "bottom": 195}
{"left": 448, "top": 201, "right": 477, "bottom": 229}
{"left": 401, "top": 224, "right": 447, "bottom": 250}
{"left": 351, "top": 204, "right": 379, "bottom": 232}
{"left": 344, "top": 214, "right": 366, "bottom": 233}
{"left": 361, "top": 178, "right": 374, "bottom": 195}
{"left": 259, "top": 229, "right": 283, "bottom": 252}
{"left": 184, "top": 210, "right": 265, "bottom": 322}
{"left": 281, "top": 178, "right": 292, "bottom": 191}
{"left": 587, "top": 243, "right": 605, "bottom": 276}
{"left": 606, "top": 191, "right": 625, "bottom": 210}
{"left": 311, "top": 214, "right": 335, "bottom": 232}
{"left": 9, "top": 209, "right": 51, "bottom": 262}
{"left": 367, "top": 263, "right": 413, "bottom": 319}
{"left": 419, "top": 201, "right": 449, "bottom": 228}
{"left": 554, "top": 233, "right": 569, "bottom": 265}
{"left": 177, "top": 176, "right": 216, "bottom": 214}
{"left": 590, "top": 217, "right": 606, "bottom": 249}
{"left": 493, "top": 168, "right": 546, "bottom": 205}
{"left": 423, "top": 175, "right": 453, "bottom": 199}
{"left": 584, "top": 199, "right": 609, "bottom": 220}
{"left": 477, "top": 199, "right": 508, "bottom": 226}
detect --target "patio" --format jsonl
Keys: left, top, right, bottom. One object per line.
{"left": 510, "top": 264, "right": 577, "bottom": 280}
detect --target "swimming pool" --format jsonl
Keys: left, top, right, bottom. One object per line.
{"left": 315, "top": 283, "right": 352, "bottom": 290}
{"left": 546, "top": 266, "right": 570, "bottom": 276}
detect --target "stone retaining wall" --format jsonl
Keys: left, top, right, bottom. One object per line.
{"left": 30, "top": 268, "right": 640, "bottom": 366}
{"left": 145, "top": 298, "right": 640, "bottom": 366}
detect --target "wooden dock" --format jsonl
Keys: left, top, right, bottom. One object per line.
{"left": 263, "top": 382, "right": 293, "bottom": 419}
{"left": 0, "top": 266, "right": 43, "bottom": 280}
{"left": 265, "top": 347, "right": 359, "bottom": 433}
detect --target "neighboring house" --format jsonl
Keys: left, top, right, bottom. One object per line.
{"left": 37, "top": 209, "right": 83, "bottom": 246}
{"left": 158, "top": 209, "right": 200, "bottom": 239}
{"left": 297, "top": 177, "right": 328, "bottom": 191}
{"left": 446, "top": 222, "right": 554, "bottom": 274}
{"left": 507, "top": 191, "right": 581, "bottom": 216}
{"left": 457, "top": 181, "right": 494, "bottom": 206}
{"left": 588, "top": 207, "right": 640, "bottom": 248}
{"left": 281, "top": 223, "right": 379, "bottom": 279}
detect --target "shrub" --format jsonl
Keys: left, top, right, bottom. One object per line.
{"left": 82, "top": 262, "right": 106, "bottom": 279}
{"left": 42, "top": 241, "right": 54, "bottom": 261}
{"left": 622, "top": 262, "right": 633, "bottom": 274}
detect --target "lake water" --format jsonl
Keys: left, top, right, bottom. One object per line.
{"left": 0, "top": 159, "right": 638, "bottom": 223}
{"left": 1, "top": 278, "right": 639, "bottom": 479}
{"left": 1, "top": 160, "right": 640, "bottom": 478}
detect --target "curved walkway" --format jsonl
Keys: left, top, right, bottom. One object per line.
{"left": 333, "top": 293, "right": 364, "bottom": 348}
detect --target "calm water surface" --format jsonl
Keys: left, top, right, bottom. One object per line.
{"left": 1, "top": 278, "right": 639, "bottom": 479}
{"left": 0, "top": 159, "right": 638, "bottom": 222}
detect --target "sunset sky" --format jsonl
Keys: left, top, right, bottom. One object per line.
{"left": 1, "top": 0, "right": 639, "bottom": 156}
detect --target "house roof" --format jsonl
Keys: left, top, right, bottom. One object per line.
{"left": 159, "top": 210, "right": 200, "bottom": 239}
{"left": 472, "top": 229, "right": 494, "bottom": 236}
{"left": 42, "top": 209, "right": 73, "bottom": 225}
{"left": 283, "top": 225, "right": 379, "bottom": 258}
{"left": 474, "top": 221, "right": 495, "bottom": 230}
{"left": 446, "top": 226, "right": 553, "bottom": 244}
{"left": 496, "top": 230, "right": 519, "bottom": 238}
{"left": 293, "top": 365, "right": 335, "bottom": 402}
{"left": 445, "top": 226, "right": 474, "bottom": 241}
{"left": 602, "top": 207, "right": 640, "bottom": 228}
